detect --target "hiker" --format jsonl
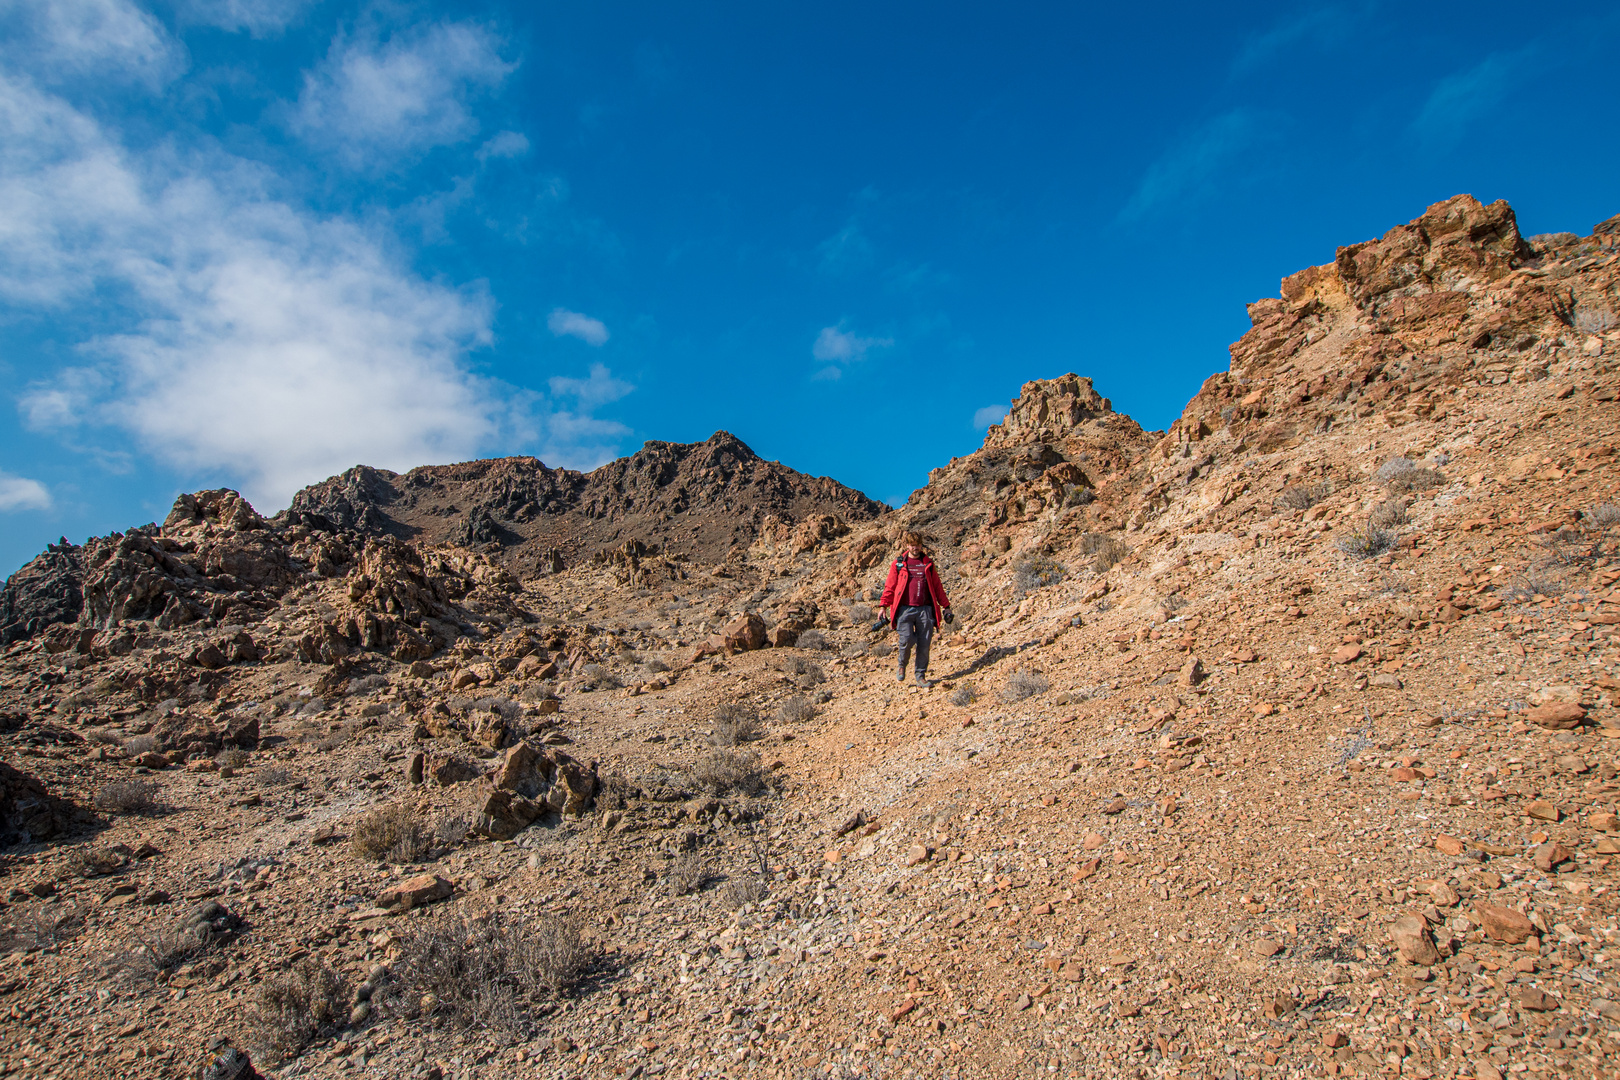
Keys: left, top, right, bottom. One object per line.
{"left": 877, "top": 531, "right": 952, "bottom": 686}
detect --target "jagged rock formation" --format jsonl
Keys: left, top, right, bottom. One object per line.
{"left": 0, "top": 540, "right": 83, "bottom": 647}
{"left": 288, "top": 431, "right": 885, "bottom": 572}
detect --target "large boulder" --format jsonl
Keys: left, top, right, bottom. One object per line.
{"left": 472, "top": 741, "right": 598, "bottom": 840}
{"left": 0, "top": 540, "right": 83, "bottom": 646}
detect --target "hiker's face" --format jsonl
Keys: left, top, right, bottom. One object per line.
{"left": 905, "top": 546, "right": 922, "bottom": 557}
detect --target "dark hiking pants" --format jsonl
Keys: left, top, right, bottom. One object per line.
{"left": 896, "top": 605, "right": 936, "bottom": 676}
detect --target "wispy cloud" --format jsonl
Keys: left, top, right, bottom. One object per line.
{"left": 812, "top": 324, "right": 892, "bottom": 364}
{"left": 177, "top": 0, "right": 313, "bottom": 36}
{"left": 1230, "top": 6, "right": 1355, "bottom": 76}
{"left": 4, "top": 0, "right": 182, "bottom": 88}
{"left": 548, "top": 307, "right": 609, "bottom": 346}
{"left": 290, "top": 20, "right": 516, "bottom": 170}
{"left": 1119, "top": 108, "right": 1279, "bottom": 223}
{"left": 539, "top": 363, "right": 633, "bottom": 469}
{"left": 0, "top": 472, "right": 52, "bottom": 512}
{"left": 817, "top": 222, "right": 875, "bottom": 275}
{"left": 1411, "top": 53, "right": 1519, "bottom": 148}
{"left": 971, "top": 404, "right": 1007, "bottom": 431}
{"left": 476, "top": 130, "right": 530, "bottom": 161}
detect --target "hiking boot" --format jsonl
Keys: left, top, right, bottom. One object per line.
{"left": 914, "top": 673, "right": 930, "bottom": 688}
{"left": 896, "top": 667, "right": 907, "bottom": 683}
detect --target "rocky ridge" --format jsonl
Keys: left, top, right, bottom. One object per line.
{"left": 0, "top": 195, "right": 1618, "bottom": 1080}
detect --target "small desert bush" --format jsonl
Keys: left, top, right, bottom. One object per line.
{"left": 710, "top": 702, "right": 764, "bottom": 746}
{"left": 579, "top": 664, "right": 621, "bottom": 690}
{"left": 848, "top": 603, "right": 874, "bottom": 625}
{"left": 1277, "top": 481, "right": 1331, "bottom": 511}
{"left": 1012, "top": 552, "right": 1067, "bottom": 594}
{"left": 94, "top": 780, "right": 161, "bottom": 815}
{"left": 1001, "top": 669, "right": 1049, "bottom": 703}
{"left": 246, "top": 958, "right": 349, "bottom": 1064}
{"left": 1584, "top": 503, "right": 1620, "bottom": 529}
{"left": 1575, "top": 307, "right": 1617, "bottom": 334}
{"left": 950, "top": 683, "right": 979, "bottom": 707}
{"left": 121, "top": 734, "right": 159, "bottom": 757}
{"left": 1064, "top": 485, "right": 1095, "bottom": 507}
{"left": 691, "top": 749, "right": 766, "bottom": 796}
{"left": 393, "top": 913, "right": 591, "bottom": 1033}
{"left": 667, "top": 853, "right": 706, "bottom": 897}
{"left": 1080, "top": 533, "right": 1128, "bottom": 571}
{"left": 215, "top": 747, "right": 249, "bottom": 769}
{"left": 347, "top": 674, "right": 389, "bottom": 695}
{"left": 1368, "top": 500, "right": 1409, "bottom": 530}
{"left": 776, "top": 695, "right": 816, "bottom": 725}
{"left": 772, "top": 654, "right": 824, "bottom": 680}
{"left": 794, "top": 629, "right": 827, "bottom": 650}
{"left": 256, "top": 765, "right": 292, "bottom": 787}
{"left": 469, "top": 696, "right": 523, "bottom": 722}
{"left": 1337, "top": 526, "right": 1399, "bottom": 559}
{"left": 1375, "top": 457, "right": 1445, "bottom": 492}
{"left": 350, "top": 802, "right": 432, "bottom": 863}
{"left": 67, "top": 845, "right": 127, "bottom": 878}
{"left": 723, "top": 873, "right": 769, "bottom": 909}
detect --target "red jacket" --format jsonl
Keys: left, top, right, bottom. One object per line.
{"left": 879, "top": 555, "right": 950, "bottom": 627}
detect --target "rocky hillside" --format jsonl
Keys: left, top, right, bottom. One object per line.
{"left": 1, "top": 195, "right": 1619, "bottom": 1080}
{"left": 286, "top": 431, "right": 885, "bottom": 573}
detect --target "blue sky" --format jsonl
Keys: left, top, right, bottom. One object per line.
{"left": 2, "top": 1, "right": 1618, "bottom": 572}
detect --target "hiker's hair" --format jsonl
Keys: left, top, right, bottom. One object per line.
{"left": 898, "top": 531, "right": 928, "bottom": 555}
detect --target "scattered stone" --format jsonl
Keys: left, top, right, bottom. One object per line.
{"left": 1389, "top": 914, "right": 1441, "bottom": 965}
{"left": 1527, "top": 702, "right": 1586, "bottom": 730}
{"left": 375, "top": 874, "right": 453, "bottom": 912}
{"left": 1476, "top": 904, "right": 1535, "bottom": 944}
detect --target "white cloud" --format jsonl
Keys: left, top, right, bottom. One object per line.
{"left": 290, "top": 21, "right": 516, "bottom": 169}
{"left": 0, "top": 68, "right": 524, "bottom": 509}
{"left": 812, "top": 324, "right": 892, "bottom": 364}
{"left": 972, "top": 404, "right": 1008, "bottom": 431}
{"left": 177, "top": 0, "right": 312, "bottom": 36}
{"left": 476, "top": 130, "right": 530, "bottom": 161}
{"left": 547, "top": 307, "right": 609, "bottom": 346}
{"left": 6, "top": 0, "right": 181, "bottom": 87}
{"left": 0, "top": 472, "right": 52, "bottom": 512}
{"left": 811, "top": 366, "right": 842, "bottom": 381}
{"left": 538, "top": 363, "right": 633, "bottom": 469}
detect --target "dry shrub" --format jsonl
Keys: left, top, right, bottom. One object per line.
{"left": 1012, "top": 552, "right": 1066, "bottom": 594}
{"left": 1277, "top": 481, "right": 1331, "bottom": 510}
{"left": 1337, "top": 527, "right": 1398, "bottom": 559}
{"left": 667, "top": 852, "right": 706, "bottom": 896}
{"left": 579, "top": 664, "right": 621, "bottom": 690}
{"left": 350, "top": 801, "right": 432, "bottom": 863}
{"left": 1080, "top": 533, "right": 1128, "bottom": 571}
{"left": 1585, "top": 503, "right": 1620, "bottom": 529}
{"left": 1574, "top": 307, "right": 1616, "bottom": 334}
{"left": 1001, "top": 669, "right": 1049, "bottom": 703}
{"left": 710, "top": 702, "right": 763, "bottom": 746}
{"left": 215, "top": 747, "right": 249, "bottom": 769}
{"left": 256, "top": 766, "right": 292, "bottom": 787}
{"left": 121, "top": 734, "right": 159, "bottom": 756}
{"left": 691, "top": 749, "right": 766, "bottom": 796}
{"left": 722, "top": 873, "right": 768, "bottom": 909}
{"left": 794, "top": 629, "right": 827, "bottom": 650}
{"left": 246, "top": 957, "right": 349, "bottom": 1064}
{"left": 847, "top": 603, "right": 874, "bottom": 625}
{"left": 776, "top": 695, "right": 815, "bottom": 725}
{"left": 1375, "top": 458, "right": 1445, "bottom": 492}
{"left": 67, "top": 845, "right": 127, "bottom": 878}
{"left": 392, "top": 912, "right": 591, "bottom": 1033}
{"left": 950, "top": 683, "right": 979, "bottom": 707}
{"left": 94, "top": 779, "right": 161, "bottom": 815}
{"left": 1368, "top": 500, "right": 1408, "bottom": 530}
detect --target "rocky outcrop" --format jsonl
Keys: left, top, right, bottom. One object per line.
{"left": 284, "top": 432, "right": 884, "bottom": 571}
{"left": 0, "top": 540, "right": 83, "bottom": 647}
{"left": 0, "top": 761, "right": 93, "bottom": 846}
{"left": 473, "top": 740, "right": 598, "bottom": 839}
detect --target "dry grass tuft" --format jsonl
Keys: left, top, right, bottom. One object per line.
{"left": 246, "top": 958, "right": 349, "bottom": 1064}
{"left": 691, "top": 749, "right": 766, "bottom": 796}
{"left": 722, "top": 873, "right": 769, "bottom": 909}
{"left": 391, "top": 912, "right": 592, "bottom": 1034}
{"left": 1000, "top": 669, "right": 1049, "bottom": 703}
{"left": 1012, "top": 552, "right": 1066, "bottom": 594}
{"left": 794, "top": 629, "right": 827, "bottom": 650}
{"left": 94, "top": 779, "right": 162, "bottom": 815}
{"left": 1337, "top": 526, "right": 1398, "bottom": 559}
{"left": 709, "top": 702, "right": 763, "bottom": 746}
{"left": 350, "top": 801, "right": 432, "bottom": 863}
{"left": 776, "top": 695, "right": 816, "bottom": 725}
{"left": 1080, "top": 533, "right": 1128, "bottom": 572}
{"left": 667, "top": 853, "right": 706, "bottom": 896}
{"left": 950, "top": 683, "right": 979, "bottom": 707}
{"left": 1277, "top": 482, "right": 1332, "bottom": 510}
{"left": 1368, "top": 500, "right": 1408, "bottom": 530}
{"left": 1584, "top": 503, "right": 1620, "bottom": 529}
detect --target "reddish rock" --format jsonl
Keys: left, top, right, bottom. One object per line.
{"left": 1532, "top": 841, "right": 1574, "bottom": 872}
{"left": 376, "top": 873, "right": 453, "bottom": 911}
{"left": 1389, "top": 914, "right": 1441, "bottom": 965}
{"left": 1476, "top": 904, "right": 1535, "bottom": 944}
{"left": 1528, "top": 702, "right": 1585, "bottom": 729}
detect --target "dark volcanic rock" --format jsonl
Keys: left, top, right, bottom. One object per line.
{"left": 0, "top": 760, "right": 93, "bottom": 846}
{"left": 0, "top": 540, "right": 84, "bottom": 647}
{"left": 286, "top": 432, "right": 884, "bottom": 570}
